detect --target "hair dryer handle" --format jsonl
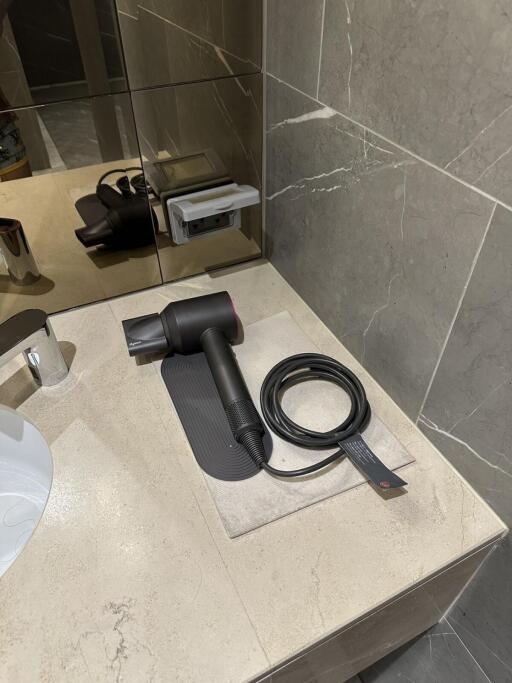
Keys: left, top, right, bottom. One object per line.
{"left": 201, "top": 328, "right": 266, "bottom": 462}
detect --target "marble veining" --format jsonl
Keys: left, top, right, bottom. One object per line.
{"left": 416, "top": 205, "right": 512, "bottom": 680}
{"left": 118, "top": 0, "right": 261, "bottom": 90}
{"left": 266, "top": 76, "right": 493, "bottom": 418}
{"left": 315, "top": 0, "right": 512, "bottom": 207}
{"left": 268, "top": 104, "right": 337, "bottom": 133}
{"left": 140, "top": 6, "right": 259, "bottom": 72}
{"left": 419, "top": 414, "right": 512, "bottom": 485}
{"left": 420, "top": 204, "right": 512, "bottom": 525}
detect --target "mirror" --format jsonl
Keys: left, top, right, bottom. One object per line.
{"left": 0, "top": 91, "right": 161, "bottom": 320}
{"left": 117, "top": 0, "right": 262, "bottom": 90}
{"left": 0, "top": 0, "right": 127, "bottom": 109}
{"left": 131, "top": 74, "right": 263, "bottom": 283}
{"left": 0, "top": 2, "right": 160, "bottom": 320}
{"left": 0, "top": 0, "right": 263, "bottom": 323}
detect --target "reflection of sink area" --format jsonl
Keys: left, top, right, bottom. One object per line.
{"left": 0, "top": 406, "right": 52, "bottom": 577}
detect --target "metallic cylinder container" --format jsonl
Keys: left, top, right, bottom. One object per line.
{"left": 0, "top": 218, "right": 40, "bottom": 285}
{"left": 0, "top": 309, "right": 68, "bottom": 387}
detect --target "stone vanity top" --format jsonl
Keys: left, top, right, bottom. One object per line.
{"left": 0, "top": 260, "right": 506, "bottom": 682}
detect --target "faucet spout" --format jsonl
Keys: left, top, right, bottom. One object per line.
{"left": 0, "top": 309, "right": 68, "bottom": 387}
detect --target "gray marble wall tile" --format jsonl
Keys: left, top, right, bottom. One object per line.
{"left": 362, "top": 540, "right": 510, "bottom": 683}
{"left": 418, "top": 203, "right": 512, "bottom": 679}
{"left": 360, "top": 619, "right": 489, "bottom": 683}
{"left": 118, "top": 0, "right": 261, "bottom": 90}
{"left": 448, "top": 538, "right": 512, "bottom": 683}
{"left": 318, "top": 0, "right": 512, "bottom": 206}
{"left": 419, "top": 203, "right": 512, "bottom": 526}
{"left": 266, "top": 76, "right": 493, "bottom": 418}
{"left": 266, "top": 0, "right": 325, "bottom": 97}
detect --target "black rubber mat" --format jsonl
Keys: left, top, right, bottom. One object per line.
{"left": 161, "top": 352, "right": 273, "bottom": 481}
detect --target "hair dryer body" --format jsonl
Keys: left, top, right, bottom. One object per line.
{"left": 122, "top": 292, "right": 266, "bottom": 466}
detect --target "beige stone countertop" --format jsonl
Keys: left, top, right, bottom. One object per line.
{"left": 0, "top": 260, "right": 506, "bottom": 682}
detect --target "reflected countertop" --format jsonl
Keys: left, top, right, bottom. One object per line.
{"left": 0, "top": 161, "right": 161, "bottom": 321}
{"left": 0, "top": 260, "right": 506, "bottom": 682}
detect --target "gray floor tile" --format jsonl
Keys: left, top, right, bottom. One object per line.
{"left": 360, "top": 620, "right": 489, "bottom": 683}
{"left": 448, "top": 539, "right": 512, "bottom": 683}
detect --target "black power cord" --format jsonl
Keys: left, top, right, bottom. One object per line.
{"left": 96, "top": 167, "right": 150, "bottom": 198}
{"left": 259, "top": 353, "right": 371, "bottom": 477}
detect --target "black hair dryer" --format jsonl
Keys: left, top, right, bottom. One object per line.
{"left": 122, "top": 292, "right": 267, "bottom": 466}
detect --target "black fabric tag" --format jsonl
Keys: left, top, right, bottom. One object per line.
{"left": 340, "top": 433, "right": 407, "bottom": 489}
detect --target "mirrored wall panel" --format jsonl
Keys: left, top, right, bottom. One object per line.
{"left": 117, "top": 0, "right": 262, "bottom": 89}
{"left": 0, "top": 0, "right": 126, "bottom": 110}
{"left": 0, "top": 93, "right": 161, "bottom": 320}
{"left": 0, "top": 2, "right": 263, "bottom": 322}
{"left": 131, "top": 74, "right": 262, "bottom": 283}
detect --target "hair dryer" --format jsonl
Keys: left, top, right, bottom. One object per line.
{"left": 75, "top": 200, "right": 156, "bottom": 249}
{"left": 122, "top": 292, "right": 267, "bottom": 467}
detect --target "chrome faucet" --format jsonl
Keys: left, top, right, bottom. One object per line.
{"left": 0, "top": 309, "right": 68, "bottom": 387}
{"left": 0, "top": 218, "right": 41, "bottom": 285}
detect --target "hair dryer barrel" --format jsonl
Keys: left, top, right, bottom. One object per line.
{"left": 201, "top": 327, "right": 252, "bottom": 407}
{"left": 122, "top": 291, "right": 238, "bottom": 356}
{"left": 201, "top": 326, "right": 265, "bottom": 459}
{"left": 162, "top": 292, "right": 239, "bottom": 354}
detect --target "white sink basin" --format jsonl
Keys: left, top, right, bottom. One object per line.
{"left": 0, "top": 406, "right": 52, "bottom": 577}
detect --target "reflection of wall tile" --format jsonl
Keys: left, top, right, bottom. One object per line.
{"left": 133, "top": 76, "right": 262, "bottom": 185}
{"left": 267, "top": 0, "right": 324, "bottom": 97}
{"left": 2, "top": 1, "right": 126, "bottom": 108}
{"left": 7, "top": 0, "right": 84, "bottom": 89}
{"left": 222, "top": 0, "right": 262, "bottom": 69}
{"left": 131, "top": 75, "right": 262, "bottom": 283}
{"left": 266, "top": 76, "right": 493, "bottom": 418}
{"left": 148, "top": 0, "right": 225, "bottom": 42}
{"left": 318, "top": 0, "right": 512, "bottom": 206}
{"left": 0, "top": 18, "right": 33, "bottom": 109}
{"left": 118, "top": 0, "right": 261, "bottom": 90}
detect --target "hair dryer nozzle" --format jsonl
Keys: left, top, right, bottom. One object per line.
{"left": 122, "top": 313, "right": 169, "bottom": 356}
{"left": 75, "top": 216, "right": 113, "bottom": 247}
{"left": 121, "top": 291, "right": 238, "bottom": 358}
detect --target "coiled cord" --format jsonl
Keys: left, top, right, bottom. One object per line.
{"left": 260, "top": 353, "right": 371, "bottom": 477}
